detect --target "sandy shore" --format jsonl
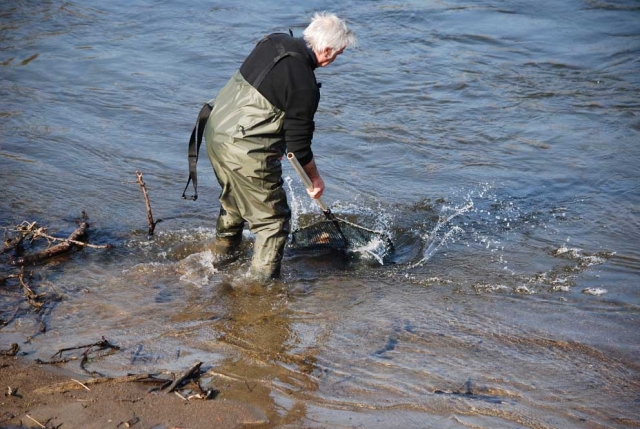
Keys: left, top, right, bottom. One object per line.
{"left": 0, "top": 355, "right": 276, "bottom": 429}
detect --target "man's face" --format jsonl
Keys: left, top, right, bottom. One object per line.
{"left": 317, "top": 47, "right": 345, "bottom": 67}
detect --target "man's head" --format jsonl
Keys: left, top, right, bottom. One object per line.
{"left": 303, "top": 12, "right": 357, "bottom": 67}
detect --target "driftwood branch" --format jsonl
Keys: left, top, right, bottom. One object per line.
{"left": 32, "top": 357, "right": 215, "bottom": 401}
{"left": 34, "top": 373, "right": 172, "bottom": 394}
{"left": 52, "top": 336, "right": 120, "bottom": 359}
{"left": 0, "top": 273, "right": 19, "bottom": 283}
{"left": 164, "top": 361, "right": 203, "bottom": 393}
{"left": 10, "top": 268, "right": 56, "bottom": 334}
{"left": 136, "top": 171, "right": 162, "bottom": 235}
{"left": 18, "top": 269, "right": 45, "bottom": 311}
{"left": 4, "top": 216, "right": 111, "bottom": 269}
{"left": 44, "top": 336, "right": 121, "bottom": 377}
{"left": 11, "top": 222, "right": 88, "bottom": 266}
{"left": 32, "top": 230, "right": 110, "bottom": 249}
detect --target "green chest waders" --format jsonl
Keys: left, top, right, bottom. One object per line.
{"left": 205, "top": 37, "right": 310, "bottom": 280}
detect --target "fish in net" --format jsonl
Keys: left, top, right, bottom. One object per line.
{"left": 285, "top": 151, "right": 394, "bottom": 254}
{"left": 289, "top": 217, "right": 393, "bottom": 252}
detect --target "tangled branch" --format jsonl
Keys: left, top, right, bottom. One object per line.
{"left": 6, "top": 220, "right": 110, "bottom": 266}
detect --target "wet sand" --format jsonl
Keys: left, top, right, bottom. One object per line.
{"left": 0, "top": 355, "right": 276, "bottom": 429}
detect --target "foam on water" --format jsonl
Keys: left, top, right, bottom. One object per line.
{"left": 582, "top": 287, "right": 607, "bottom": 296}
{"left": 553, "top": 245, "right": 610, "bottom": 267}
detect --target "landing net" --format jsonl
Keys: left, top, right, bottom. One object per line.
{"left": 289, "top": 217, "right": 391, "bottom": 252}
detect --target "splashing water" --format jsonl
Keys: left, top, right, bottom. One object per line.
{"left": 285, "top": 176, "right": 302, "bottom": 232}
{"left": 411, "top": 201, "right": 473, "bottom": 267}
{"left": 177, "top": 250, "right": 219, "bottom": 288}
{"left": 286, "top": 178, "right": 518, "bottom": 269}
{"left": 353, "top": 236, "right": 388, "bottom": 265}
{"left": 272, "top": 178, "right": 611, "bottom": 291}
{"left": 285, "top": 175, "right": 395, "bottom": 263}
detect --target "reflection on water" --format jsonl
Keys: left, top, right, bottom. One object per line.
{"left": 2, "top": 0, "right": 640, "bottom": 427}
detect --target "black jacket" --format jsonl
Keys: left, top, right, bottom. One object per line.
{"left": 239, "top": 33, "right": 320, "bottom": 166}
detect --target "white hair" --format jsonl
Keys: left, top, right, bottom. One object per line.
{"left": 302, "top": 12, "right": 357, "bottom": 53}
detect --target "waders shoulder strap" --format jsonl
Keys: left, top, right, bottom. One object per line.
{"left": 252, "top": 35, "right": 310, "bottom": 88}
{"left": 182, "top": 100, "right": 214, "bottom": 201}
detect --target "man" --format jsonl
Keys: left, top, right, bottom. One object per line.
{"left": 204, "top": 12, "right": 357, "bottom": 281}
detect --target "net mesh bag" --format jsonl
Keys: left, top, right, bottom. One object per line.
{"left": 289, "top": 217, "right": 387, "bottom": 251}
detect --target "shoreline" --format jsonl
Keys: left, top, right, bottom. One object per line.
{"left": 0, "top": 355, "right": 274, "bottom": 429}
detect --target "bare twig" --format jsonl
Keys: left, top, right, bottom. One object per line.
{"left": 80, "top": 350, "right": 104, "bottom": 378}
{"left": 0, "top": 273, "right": 20, "bottom": 283}
{"left": 52, "top": 336, "right": 120, "bottom": 359}
{"left": 34, "top": 373, "right": 172, "bottom": 394}
{"left": 2, "top": 221, "right": 36, "bottom": 254}
{"left": 45, "top": 337, "right": 121, "bottom": 377}
{"left": 36, "top": 356, "right": 78, "bottom": 365}
{"left": 164, "top": 362, "right": 203, "bottom": 393}
{"left": 71, "top": 379, "right": 91, "bottom": 391}
{"left": 25, "top": 414, "right": 46, "bottom": 428}
{"left": 5, "top": 217, "right": 111, "bottom": 267}
{"left": 18, "top": 269, "right": 45, "bottom": 311}
{"left": 135, "top": 171, "right": 162, "bottom": 235}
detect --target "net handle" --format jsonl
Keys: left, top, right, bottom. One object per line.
{"left": 287, "top": 152, "right": 330, "bottom": 213}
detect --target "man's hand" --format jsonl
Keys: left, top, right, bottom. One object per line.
{"left": 308, "top": 176, "right": 325, "bottom": 199}
{"left": 302, "top": 159, "right": 325, "bottom": 199}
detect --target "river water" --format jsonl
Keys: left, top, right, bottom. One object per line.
{"left": 1, "top": 1, "right": 639, "bottom": 428}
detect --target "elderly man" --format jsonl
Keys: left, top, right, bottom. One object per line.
{"left": 204, "top": 12, "right": 357, "bottom": 281}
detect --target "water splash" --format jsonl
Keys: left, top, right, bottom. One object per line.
{"left": 285, "top": 175, "right": 395, "bottom": 262}
{"left": 411, "top": 201, "right": 474, "bottom": 267}
{"left": 353, "top": 236, "right": 388, "bottom": 265}
{"left": 285, "top": 175, "right": 303, "bottom": 232}
{"left": 249, "top": 178, "right": 612, "bottom": 293}
{"left": 177, "top": 250, "right": 219, "bottom": 288}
